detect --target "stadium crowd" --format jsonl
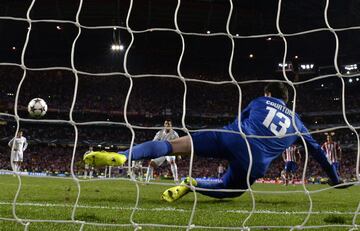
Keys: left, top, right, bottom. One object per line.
{"left": 1, "top": 67, "right": 360, "bottom": 121}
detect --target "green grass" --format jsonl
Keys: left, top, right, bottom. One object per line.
{"left": 0, "top": 175, "right": 359, "bottom": 230}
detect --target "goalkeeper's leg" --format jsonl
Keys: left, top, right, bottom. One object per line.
{"left": 162, "top": 165, "right": 255, "bottom": 202}
{"left": 161, "top": 177, "right": 197, "bottom": 202}
{"left": 126, "top": 136, "right": 191, "bottom": 161}
{"left": 161, "top": 176, "right": 244, "bottom": 202}
{"left": 84, "top": 136, "right": 191, "bottom": 167}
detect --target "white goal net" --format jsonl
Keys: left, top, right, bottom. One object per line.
{"left": 0, "top": 0, "right": 359, "bottom": 230}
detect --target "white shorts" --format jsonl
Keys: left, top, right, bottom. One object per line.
{"left": 12, "top": 151, "right": 23, "bottom": 162}
{"left": 132, "top": 160, "right": 143, "bottom": 168}
{"left": 151, "top": 156, "right": 176, "bottom": 166}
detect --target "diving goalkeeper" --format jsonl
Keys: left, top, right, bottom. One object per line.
{"left": 84, "top": 82, "right": 350, "bottom": 202}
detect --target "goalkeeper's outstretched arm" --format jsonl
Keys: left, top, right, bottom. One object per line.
{"left": 301, "top": 126, "right": 352, "bottom": 188}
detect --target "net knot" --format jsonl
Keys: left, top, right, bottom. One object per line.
{"left": 291, "top": 225, "right": 303, "bottom": 230}
{"left": 24, "top": 222, "right": 31, "bottom": 230}
{"left": 74, "top": 220, "right": 86, "bottom": 225}
{"left": 327, "top": 27, "right": 335, "bottom": 33}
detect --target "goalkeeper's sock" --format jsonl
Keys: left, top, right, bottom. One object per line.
{"left": 123, "top": 141, "right": 173, "bottom": 161}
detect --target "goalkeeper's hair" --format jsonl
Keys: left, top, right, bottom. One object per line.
{"left": 264, "top": 82, "right": 289, "bottom": 103}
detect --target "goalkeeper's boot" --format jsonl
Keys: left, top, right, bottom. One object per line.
{"left": 83, "top": 151, "right": 127, "bottom": 167}
{"left": 161, "top": 177, "right": 197, "bottom": 202}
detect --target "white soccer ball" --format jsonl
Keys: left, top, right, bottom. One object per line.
{"left": 27, "top": 98, "right": 48, "bottom": 118}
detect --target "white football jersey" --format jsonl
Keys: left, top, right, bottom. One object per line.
{"left": 8, "top": 136, "right": 28, "bottom": 153}
{"left": 153, "top": 129, "right": 179, "bottom": 141}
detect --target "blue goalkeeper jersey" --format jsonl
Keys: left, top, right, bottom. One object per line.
{"left": 222, "top": 96, "right": 338, "bottom": 181}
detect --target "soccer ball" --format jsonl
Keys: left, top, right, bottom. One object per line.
{"left": 27, "top": 98, "right": 48, "bottom": 118}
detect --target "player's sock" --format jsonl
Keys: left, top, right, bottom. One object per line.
{"left": 83, "top": 151, "right": 127, "bottom": 167}
{"left": 123, "top": 141, "right": 173, "bottom": 160}
{"left": 14, "top": 163, "right": 19, "bottom": 172}
{"left": 108, "top": 166, "right": 112, "bottom": 178}
{"left": 161, "top": 177, "right": 197, "bottom": 202}
{"left": 84, "top": 170, "right": 88, "bottom": 178}
{"left": 171, "top": 163, "right": 179, "bottom": 183}
{"left": 146, "top": 167, "right": 153, "bottom": 182}
{"left": 89, "top": 170, "right": 93, "bottom": 178}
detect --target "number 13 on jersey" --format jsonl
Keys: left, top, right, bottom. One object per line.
{"left": 262, "top": 106, "right": 291, "bottom": 136}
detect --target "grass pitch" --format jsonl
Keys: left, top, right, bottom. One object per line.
{"left": 0, "top": 175, "right": 359, "bottom": 230}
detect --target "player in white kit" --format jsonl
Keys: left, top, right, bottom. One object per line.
{"left": 8, "top": 131, "right": 28, "bottom": 172}
{"left": 145, "top": 120, "right": 180, "bottom": 183}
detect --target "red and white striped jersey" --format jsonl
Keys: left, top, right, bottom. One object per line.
{"left": 283, "top": 145, "right": 299, "bottom": 162}
{"left": 322, "top": 141, "right": 341, "bottom": 163}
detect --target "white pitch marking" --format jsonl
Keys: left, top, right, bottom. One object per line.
{"left": 0, "top": 201, "right": 357, "bottom": 215}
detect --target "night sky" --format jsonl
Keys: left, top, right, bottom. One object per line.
{"left": 0, "top": 0, "right": 359, "bottom": 79}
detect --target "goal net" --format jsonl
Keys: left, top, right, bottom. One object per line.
{"left": 0, "top": 0, "right": 359, "bottom": 230}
